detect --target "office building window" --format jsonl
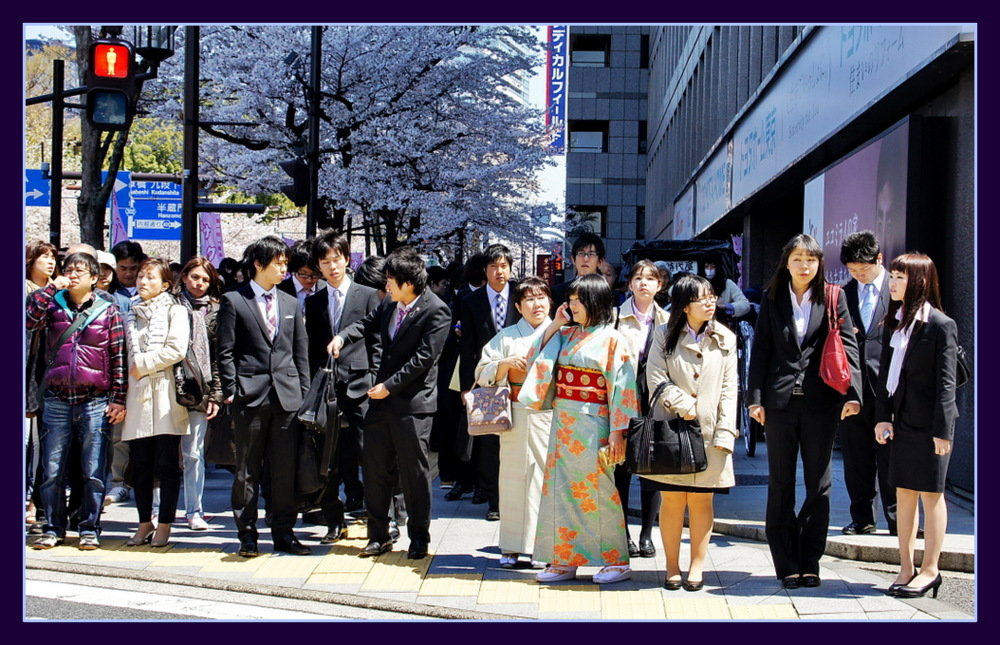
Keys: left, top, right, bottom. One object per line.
{"left": 640, "top": 34, "right": 649, "bottom": 69}
{"left": 638, "top": 121, "right": 648, "bottom": 154}
{"left": 570, "top": 34, "right": 611, "bottom": 67}
{"left": 568, "top": 206, "right": 607, "bottom": 238}
{"left": 569, "top": 120, "right": 608, "bottom": 153}
{"left": 636, "top": 206, "right": 646, "bottom": 240}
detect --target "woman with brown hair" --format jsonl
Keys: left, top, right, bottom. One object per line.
{"left": 174, "top": 257, "right": 225, "bottom": 531}
{"left": 122, "top": 258, "right": 190, "bottom": 548}
{"left": 876, "top": 253, "right": 959, "bottom": 599}
{"left": 26, "top": 240, "right": 59, "bottom": 295}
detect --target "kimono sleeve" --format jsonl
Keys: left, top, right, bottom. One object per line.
{"left": 606, "top": 331, "right": 640, "bottom": 433}
{"left": 519, "top": 328, "right": 565, "bottom": 411}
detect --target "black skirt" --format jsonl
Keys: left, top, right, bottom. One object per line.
{"left": 640, "top": 478, "right": 730, "bottom": 494}
{"left": 888, "top": 421, "right": 951, "bottom": 493}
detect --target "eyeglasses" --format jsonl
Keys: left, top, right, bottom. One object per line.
{"left": 63, "top": 268, "right": 92, "bottom": 277}
{"left": 295, "top": 272, "right": 321, "bottom": 281}
{"left": 575, "top": 251, "right": 599, "bottom": 259}
{"left": 691, "top": 295, "right": 718, "bottom": 305}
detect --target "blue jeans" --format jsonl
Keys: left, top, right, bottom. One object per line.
{"left": 39, "top": 393, "right": 110, "bottom": 537}
{"left": 181, "top": 411, "right": 209, "bottom": 519}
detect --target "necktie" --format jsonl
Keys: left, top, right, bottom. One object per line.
{"left": 393, "top": 304, "right": 410, "bottom": 338}
{"left": 860, "top": 282, "right": 876, "bottom": 331}
{"left": 331, "top": 288, "right": 343, "bottom": 333}
{"left": 494, "top": 293, "right": 506, "bottom": 330}
{"left": 263, "top": 292, "right": 277, "bottom": 339}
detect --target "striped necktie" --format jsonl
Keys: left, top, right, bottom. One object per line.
{"left": 494, "top": 292, "right": 506, "bottom": 330}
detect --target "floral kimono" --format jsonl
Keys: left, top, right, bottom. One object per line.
{"left": 520, "top": 324, "right": 639, "bottom": 567}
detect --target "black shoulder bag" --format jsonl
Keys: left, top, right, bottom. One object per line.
{"left": 296, "top": 353, "right": 340, "bottom": 495}
{"left": 626, "top": 381, "right": 708, "bottom": 476}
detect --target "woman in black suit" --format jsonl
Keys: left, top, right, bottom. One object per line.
{"left": 875, "top": 253, "right": 958, "bottom": 599}
{"left": 747, "top": 234, "right": 862, "bottom": 589}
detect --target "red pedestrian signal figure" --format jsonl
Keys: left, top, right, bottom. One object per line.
{"left": 86, "top": 39, "right": 136, "bottom": 130}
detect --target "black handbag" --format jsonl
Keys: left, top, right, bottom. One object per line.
{"left": 296, "top": 354, "right": 340, "bottom": 495}
{"left": 173, "top": 309, "right": 207, "bottom": 409}
{"left": 955, "top": 344, "right": 971, "bottom": 388}
{"left": 626, "top": 382, "right": 708, "bottom": 476}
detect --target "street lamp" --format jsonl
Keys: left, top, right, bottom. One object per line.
{"left": 131, "top": 26, "right": 176, "bottom": 68}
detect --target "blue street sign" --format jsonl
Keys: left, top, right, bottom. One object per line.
{"left": 131, "top": 181, "right": 182, "bottom": 201}
{"left": 25, "top": 169, "right": 51, "bottom": 207}
{"left": 130, "top": 198, "right": 182, "bottom": 241}
{"left": 102, "top": 170, "right": 132, "bottom": 210}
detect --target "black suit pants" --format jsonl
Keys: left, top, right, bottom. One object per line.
{"left": 232, "top": 390, "right": 298, "bottom": 542}
{"left": 764, "top": 397, "right": 839, "bottom": 579}
{"left": 839, "top": 398, "right": 896, "bottom": 530}
{"left": 473, "top": 434, "right": 500, "bottom": 511}
{"left": 319, "top": 394, "right": 367, "bottom": 526}
{"left": 363, "top": 409, "right": 433, "bottom": 544}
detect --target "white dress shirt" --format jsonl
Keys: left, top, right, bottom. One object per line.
{"left": 789, "top": 283, "right": 813, "bottom": 346}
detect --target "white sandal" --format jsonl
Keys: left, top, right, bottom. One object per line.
{"left": 593, "top": 565, "right": 632, "bottom": 584}
{"left": 536, "top": 565, "right": 578, "bottom": 582}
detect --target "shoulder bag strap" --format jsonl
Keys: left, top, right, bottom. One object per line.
{"left": 36, "top": 299, "right": 111, "bottom": 407}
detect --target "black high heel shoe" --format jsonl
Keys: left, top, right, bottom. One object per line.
{"left": 887, "top": 568, "right": 918, "bottom": 596}
{"left": 895, "top": 573, "right": 943, "bottom": 599}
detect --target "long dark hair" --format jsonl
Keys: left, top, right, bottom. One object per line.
{"left": 663, "top": 274, "right": 715, "bottom": 355}
{"left": 765, "top": 233, "right": 827, "bottom": 305}
{"left": 886, "top": 253, "right": 943, "bottom": 333}
{"left": 566, "top": 274, "right": 615, "bottom": 327}
{"left": 174, "top": 256, "right": 223, "bottom": 302}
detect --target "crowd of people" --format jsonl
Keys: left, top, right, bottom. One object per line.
{"left": 24, "top": 228, "right": 960, "bottom": 597}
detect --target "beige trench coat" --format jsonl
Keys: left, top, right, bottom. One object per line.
{"left": 122, "top": 302, "right": 191, "bottom": 442}
{"left": 643, "top": 321, "right": 738, "bottom": 488}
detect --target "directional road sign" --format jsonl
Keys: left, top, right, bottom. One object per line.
{"left": 25, "top": 169, "right": 51, "bottom": 207}
{"left": 129, "top": 180, "right": 182, "bottom": 241}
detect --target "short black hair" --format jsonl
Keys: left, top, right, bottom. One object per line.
{"left": 111, "top": 240, "right": 146, "bottom": 263}
{"left": 385, "top": 246, "right": 427, "bottom": 294}
{"left": 354, "top": 256, "right": 386, "bottom": 292}
{"left": 462, "top": 252, "right": 487, "bottom": 288}
{"left": 483, "top": 244, "right": 514, "bottom": 268}
{"left": 427, "top": 265, "right": 449, "bottom": 285}
{"left": 571, "top": 232, "right": 605, "bottom": 262}
{"left": 840, "top": 230, "right": 882, "bottom": 265}
{"left": 62, "top": 252, "right": 99, "bottom": 287}
{"left": 287, "top": 239, "right": 318, "bottom": 274}
{"left": 312, "top": 230, "right": 350, "bottom": 264}
{"left": 566, "top": 273, "right": 615, "bottom": 327}
{"left": 512, "top": 275, "right": 552, "bottom": 306}
{"left": 242, "top": 236, "right": 289, "bottom": 278}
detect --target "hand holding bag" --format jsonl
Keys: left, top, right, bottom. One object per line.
{"left": 462, "top": 386, "right": 512, "bottom": 436}
{"left": 296, "top": 353, "right": 340, "bottom": 495}
{"left": 626, "top": 382, "right": 708, "bottom": 475}
{"left": 819, "top": 284, "right": 852, "bottom": 395}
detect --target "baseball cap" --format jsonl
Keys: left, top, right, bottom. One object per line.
{"left": 96, "top": 251, "right": 117, "bottom": 269}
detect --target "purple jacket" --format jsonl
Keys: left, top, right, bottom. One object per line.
{"left": 44, "top": 291, "right": 116, "bottom": 391}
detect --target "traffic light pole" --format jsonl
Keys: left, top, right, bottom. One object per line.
{"left": 50, "top": 60, "right": 65, "bottom": 249}
{"left": 306, "top": 26, "right": 322, "bottom": 238}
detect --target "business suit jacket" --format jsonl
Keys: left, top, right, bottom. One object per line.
{"left": 458, "top": 285, "right": 522, "bottom": 392}
{"left": 843, "top": 273, "right": 891, "bottom": 401}
{"left": 875, "top": 308, "right": 958, "bottom": 442}
{"left": 338, "top": 289, "right": 452, "bottom": 416}
{"left": 304, "top": 282, "right": 383, "bottom": 399}
{"left": 216, "top": 283, "right": 310, "bottom": 410}
{"left": 747, "top": 284, "right": 862, "bottom": 411}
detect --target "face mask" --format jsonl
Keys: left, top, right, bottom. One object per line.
{"left": 704, "top": 269, "right": 716, "bottom": 280}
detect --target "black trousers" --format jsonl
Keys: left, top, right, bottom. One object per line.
{"left": 320, "top": 395, "right": 367, "bottom": 526}
{"left": 232, "top": 390, "right": 298, "bottom": 542}
{"left": 363, "top": 409, "right": 433, "bottom": 544}
{"left": 130, "top": 434, "right": 181, "bottom": 525}
{"left": 473, "top": 434, "right": 500, "bottom": 511}
{"left": 839, "top": 398, "right": 896, "bottom": 530}
{"left": 764, "top": 396, "right": 839, "bottom": 579}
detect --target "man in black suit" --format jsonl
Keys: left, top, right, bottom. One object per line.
{"left": 458, "top": 244, "right": 521, "bottom": 521}
{"left": 279, "top": 239, "right": 325, "bottom": 314}
{"left": 304, "top": 231, "right": 383, "bottom": 543}
{"left": 551, "top": 232, "right": 604, "bottom": 306}
{"left": 217, "top": 236, "right": 312, "bottom": 557}
{"left": 331, "top": 247, "right": 452, "bottom": 559}
{"left": 838, "top": 231, "right": 897, "bottom": 536}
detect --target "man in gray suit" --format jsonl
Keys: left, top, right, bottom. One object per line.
{"left": 838, "top": 231, "right": 897, "bottom": 536}
{"left": 305, "top": 231, "right": 382, "bottom": 543}
{"left": 217, "top": 236, "right": 311, "bottom": 557}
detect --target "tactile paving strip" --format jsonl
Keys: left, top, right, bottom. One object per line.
{"left": 148, "top": 547, "right": 224, "bottom": 568}
{"left": 312, "top": 546, "right": 377, "bottom": 574}
{"left": 88, "top": 541, "right": 176, "bottom": 561}
{"left": 664, "top": 596, "right": 732, "bottom": 620}
{"left": 359, "top": 551, "right": 432, "bottom": 592}
{"left": 252, "top": 555, "right": 323, "bottom": 579}
{"left": 538, "top": 584, "right": 601, "bottom": 613}
{"left": 478, "top": 578, "right": 541, "bottom": 605}
{"left": 306, "top": 572, "right": 369, "bottom": 586}
{"left": 418, "top": 573, "right": 482, "bottom": 596}
{"left": 729, "top": 603, "right": 798, "bottom": 620}
{"left": 601, "top": 589, "right": 668, "bottom": 620}
{"left": 198, "top": 552, "right": 272, "bottom": 572}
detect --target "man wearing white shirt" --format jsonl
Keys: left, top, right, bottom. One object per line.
{"left": 278, "top": 240, "right": 325, "bottom": 314}
{"left": 838, "top": 231, "right": 897, "bottom": 536}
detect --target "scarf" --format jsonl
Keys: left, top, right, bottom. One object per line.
{"left": 126, "top": 291, "right": 180, "bottom": 402}
{"left": 179, "top": 290, "right": 212, "bottom": 387}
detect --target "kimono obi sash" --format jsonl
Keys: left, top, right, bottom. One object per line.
{"left": 555, "top": 365, "right": 609, "bottom": 405}
{"left": 508, "top": 366, "right": 527, "bottom": 403}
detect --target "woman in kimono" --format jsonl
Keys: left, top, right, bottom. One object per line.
{"left": 521, "top": 274, "right": 640, "bottom": 585}
{"left": 474, "top": 276, "right": 554, "bottom": 569}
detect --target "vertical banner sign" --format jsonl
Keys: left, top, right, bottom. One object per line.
{"left": 110, "top": 189, "right": 129, "bottom": 247}
{"left": 730, "top": 234, "right": 743, "bottom": 290}
{"left": 547, "top": 26, "right": 568, "bottom": 151}
{"left": 199, "top": 212, "right": 226, "bottom": 268}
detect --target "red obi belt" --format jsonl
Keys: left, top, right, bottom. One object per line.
{"left": 554, "top": 366, "right": 609, "bottom": 404}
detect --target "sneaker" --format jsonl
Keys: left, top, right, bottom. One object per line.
{"left": 499, "top": 553, "right": 519, "bottom": 568}
{"left": 31, "top": 533, "right": 63, "bottom": 549}
{"left": 77, "top": 533, "right": 100, "bottom": 550}
{"left": 536, "top": 566, "right": 578, "bottom": 582}
{"left": 187, "top": 516, "right": 210, "bottom": 531}
{"left": 593, "top": 565, "right": 631, "bottom": 585}
{"left": 103, "top": 486, "right": 130, "bottom": 506}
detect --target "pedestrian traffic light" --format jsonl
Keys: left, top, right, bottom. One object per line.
{"left": 280, "top": 158, "right": 310, "bottom": 207}
{"left": 86, "top": 39, "right": 136, "bottom": 131}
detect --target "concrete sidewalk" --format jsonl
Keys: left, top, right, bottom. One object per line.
{"left": 24, "top": 442, "right": 974, "bottom": 621}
